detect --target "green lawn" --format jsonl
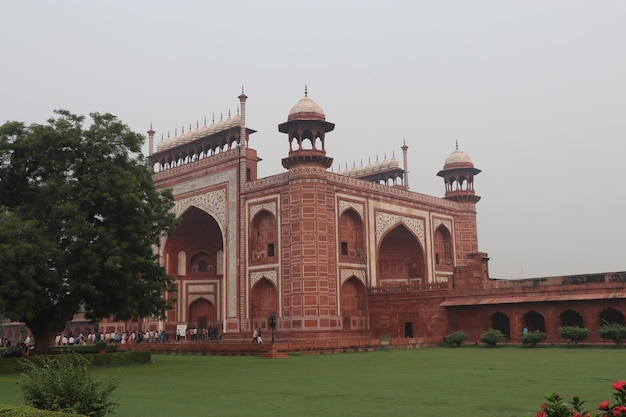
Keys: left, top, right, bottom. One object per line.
{"left": 0, "top": 346, "right": 624, "bottom": 417}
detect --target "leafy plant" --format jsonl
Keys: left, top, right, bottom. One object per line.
{"left": 522, "top": 330, "right": 547, "bottom": 348}
{"left": 480, "top": 328, "right": 505, "bottom": 347}
{"left": 94, "top": 340, "right": 108, "bottom": 352}
{"left": 598, "top": 322, "right": 626, "bottom": 346}
{"left": 19, "top": 353, "right": 118, "bottom": 417}
{"left": 529, "top": 380, "right": 626, "bottom": 417}
{"left": 558, "top": 326, "right": 592, "bottom": 345}
{"left": 444, "top": 331, "right": 468, "bottom": 347}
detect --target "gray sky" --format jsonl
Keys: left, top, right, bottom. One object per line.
{"left": 2, "top": 1, "right": 625, "bottom": 279}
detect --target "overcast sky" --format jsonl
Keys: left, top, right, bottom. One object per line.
{"left": 2, "top": 1, "right": 625, "bottom": 279}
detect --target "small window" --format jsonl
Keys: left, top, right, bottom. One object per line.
{"left": 341, "top": 242, "right": 348, "bottom": 256}
{"left": 246, "top": 168, "right": 251, "bottom": 181}
{"left": 267, "top": 243, "right": 275, "bottom": 257}
{"left": 198, "top": 261, "right": 207, "bottom": 272}
{"left": 435, "top": 254, "right": 440, "bottom": 264}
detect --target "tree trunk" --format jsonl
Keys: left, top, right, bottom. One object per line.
{"left": 27, "top": 318, "right": 67, "bottom": 356}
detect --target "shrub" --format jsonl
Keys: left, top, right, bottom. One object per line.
{"left": 94, "top": 341, "right": 108, "bottom": 352}
{"left": 19, "top": 353, "right": 118, "bottom": 417}
{"left": 0, "top": 404, "right": 85, "bottom": 416}
{"left": 598, "top": 322, "right": 626, "bottom": 346}
{"left": 444, "top": 331, "right": 468, "bottom": 347}
{"left": 521, "top": 330, "right": 547, "bottom": 348}
{"left": 480, "top": 328, "right": 505, "bottom": 347}
{"left": 558, "top": 326, "right": 592, "bottom": 345}
{"left": 528, "top": 380, "right": 626, "bottom": 417}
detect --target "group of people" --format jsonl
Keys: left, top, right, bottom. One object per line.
{"left": 1, "top": 339, "right": 31, "bottom": 358}
{"left": 176, "top": 325, "right": 223, "bottom": 342}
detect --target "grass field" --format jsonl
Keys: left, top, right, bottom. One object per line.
{"left": 0, "top": 346, "right": 624, "bottom": 417}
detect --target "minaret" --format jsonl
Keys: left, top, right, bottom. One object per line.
{"left": 278, "top": 86, "right": 335, "bottom": 170}
{"left": 239, "top": 87, "right": 248, "bottom": 149}
{"left": 401, "top": 140, "right": 409, "bottom": 190}
{"left": 278, "top": 88, "right": 340, "bottom": 333}
{"left": 437, "top": 142, "right": 481, "bottom": 203}
{"left": 147, "top": 123, "right": 155, "bottom": 156}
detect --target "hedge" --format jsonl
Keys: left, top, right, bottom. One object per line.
{"left": 0, "top": 351, "right": 151, "bottom": 375}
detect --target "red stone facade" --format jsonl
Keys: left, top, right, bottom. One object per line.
{"left": 4, "top": 90, "right": 624, "bottom": 347}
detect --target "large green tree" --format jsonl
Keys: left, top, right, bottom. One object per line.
{"left": 0, "top": 110, "right": 178, "bottom": 355}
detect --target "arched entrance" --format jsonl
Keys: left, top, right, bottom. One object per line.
{"left": 189, "top": 298, "right": 215, "bottom": 330}
{"left": 600, "top": 308, "right": 625, "bottom": 325}
{"left": 489, "top": 311, "right": 511, "bottom": 339}
{"left": 340, "top": 276, "right": 367, "bottom": 330}
{"left": 560, "top": 309, "right": 584, "bottom": 327}
{"left": 378, "top": 224, "right": 424, "bottom": 285}
{"left": 250, "top": 278, "right": 278, "bottom": 331}
{"left": 523, "top": 310, "right": 546, "bottom": 332}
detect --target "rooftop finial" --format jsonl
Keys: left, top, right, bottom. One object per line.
{"left": 242, "top": 86, "right": 245, "bottom": 94}
{"left": 304, "top": 85, "right": 308, "bottom": 97}
{"left": 455, "top": 140, "right": 459, "bottom": 150}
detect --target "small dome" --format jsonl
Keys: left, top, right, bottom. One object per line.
{"left": 197, "top": 120, "right": 210, "bottom": 138}
{"left": 381, "top": 154, "right": 390, "bottom": 169}
{"left": 443, "top": 145, "right": 474, "bottom": 169}
{"left": 288, "top": 90, "right": 325, "bottom": 121}
{"left": 356, "top": 161, "right": 366, "bottom": 175}
{"left": 373, "top": 156, "right": 381, "bottom": 171}
{"left": 349, "top": 163, "right": 358, "bottom": 176}
{"left": 231, "top": 112, "right": 241, "bottom": 126}
{"left": 389, "top": 154, "right": 399, "bottom": 168}
{"left": 215, "top": 115, "right": 225, "bottom": 132}
{"left": 224, "top": 115, "right": 233, "bottom": 129}
{"left": 156, "top": 139, "right": 166, "bottom": 151}
{"left": 207, "top": 118, "right": 217, "bottom": 134}
{"left": 163, "top": 135, "right": 176, "bottom": 150}
{"left": 175, "top": 127, "right": 190, "bottom": 146}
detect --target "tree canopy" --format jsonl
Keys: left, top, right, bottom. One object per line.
{"left": 0, "top": 110, "right": 178, "bottom": 354}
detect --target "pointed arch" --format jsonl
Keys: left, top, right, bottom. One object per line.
{"left": 250, "top": 209, "right": 278, "bottom": 264}
{"left": 560, "top": 309, "right": 584, "bottom": 327}
{"left": 164, "top": 206, "right": 223, "bottom": 278}
{"left": 489, "top": 311, "right": 511, "bottom": 340}
{"left": 340, "top": 276, "right": 367, "bottom": 330}
{"left": 250, "top": 278, "right": 278, "bottom": 330}
{"left": 377, "top": 224, "right": 425, "bottom": 286}
{"left": 433, "top": 224, "right": 453, "bottom": 267}
{"left": 189, "top": 298, "right": 215, "bottom": 329}
{"left": 600, "top": 308, "right": 625, "bottom": 325}
{"left": 339, "top": 208, "right": 365, "bottom": 262}
{"left": 523, "top": 310, "right": 546, "bottom": 333}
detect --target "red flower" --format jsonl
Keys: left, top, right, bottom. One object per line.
{"left": 536, "top": 411, "right": 547, "bottom": 417}
{"left": 600, "top": 401, "right": 612, "bottom": 410}
{"left": 613, "top": 381, "right": 626, "bottom": 392}
{"left": 613, "top": 405, "right": 626, "bottom": 415}
{"left": 573, "top": 413, "right": 582, "bottom": 417}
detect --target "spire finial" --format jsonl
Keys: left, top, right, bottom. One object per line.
{"left": 304, "top": 85, "right": 308, "bottom": 97}
{"left": 212, "top": 113, "right": 215, "bottom": 123}
{"left": 204, "top": 116, "right": 207, "bottom": 126}
{"left": 455, "top": 140, "right": 459, "bottom": 150}
{"left": 242, "top": 86, "right": 245, "bottom": 94}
